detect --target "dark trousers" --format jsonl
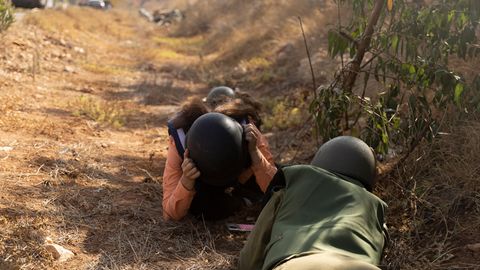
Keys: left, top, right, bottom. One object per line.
{"left": 189, "top": 177, "right": 264, "bottom": 221}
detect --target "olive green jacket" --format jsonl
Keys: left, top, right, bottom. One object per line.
{"left": 238, "top": 165, "right": 388, "bottom": 270}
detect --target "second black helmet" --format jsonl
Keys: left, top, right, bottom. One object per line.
{"left": 205, "top": 86, "right": 235, "bottom": 108}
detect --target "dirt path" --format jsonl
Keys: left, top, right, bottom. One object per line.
{"left": 0, "top": 7, "right": 237, "bottom": 270}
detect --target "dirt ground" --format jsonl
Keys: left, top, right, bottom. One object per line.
{"left": 1, "top": 3, "right": 480, "bottom": 270}
{"left": 0, "top": 7, "right": 251, "bottom": 270}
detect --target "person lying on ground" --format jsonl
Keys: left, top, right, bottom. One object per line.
{"left": 239, "top": 136, "right": 389, "bottom": 270}
{"left": 162, "top": 87, "right": 277, "bottom": 221}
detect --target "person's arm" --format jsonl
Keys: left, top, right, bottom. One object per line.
{"left": 238, "top": 189, "right": 285, "bottom": 270}
{"left": 162, "top": 136, "right": 197, "bottom": 221}
{"left": 244, "top": 124, "right": 277, "bottom": 192}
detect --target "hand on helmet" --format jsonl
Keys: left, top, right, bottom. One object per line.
{"left": 181, "top": 149, "right": 200, "bottom": 191}
{"left": 244, "top": 123, "right": 263, "bottom": 167}
{"left": 244, "top": 123, "right": 260, "bottom": 153}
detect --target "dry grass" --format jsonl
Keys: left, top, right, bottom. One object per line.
{"left": 0, "top": 5, "right": 244, "bottom": 270}
{"left": 166, "top": 0, "right": 339, "bottom": 89}
{"left": 2, "top": 2, "right": 479, "bottom": 270}
{"left": 24, "top": 8, "right": 136, "bottom": 42}
{"left": 71, "top": 95, "right": 129, "bottom": 128}
{"left": 82, "top": 62, "right": 131, "bottom": 76}
{"left": 0, "top": 138, "right": 241, "bottom": 269}
{"left": 262, "top": 93, "right": 308, "bottom": 131}
{"left": 379, "top": 116, "right": 480, "bottom": 269}
{"left": 153, "top": 36, "right": 206, "bottom": 56}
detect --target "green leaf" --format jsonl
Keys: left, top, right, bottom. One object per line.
{"left": 448, "top": 10, "right": 455, "bottom": 23}
{"left": 409, "top": 65, "right": 416, "bottom": 74}
{"left": 454, "top": 83, "right": 464, "bottom": 106}
{"left": 391, "top": 35, "right": 399, "bottom": 52}
{"left": 382, "top": 131, "right": 389, "bottom": 144}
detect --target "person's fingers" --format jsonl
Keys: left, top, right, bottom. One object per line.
{"left": 191, "top": 170, "right": 201, "bottom": 179}
{"left": 184, "top": 148, "right": 189, "bottom": 159}
{"left": 244, "top": 124, "right": 253, "bottom": 132}
{"left": 184, "top": 161, "right": 195, "bottom": 171}
{"left": 186, "top": 167, "right": 200, "bottom": 178}
{"left": 248, "top": 130, "right": 258, "bottom": 139}
{"left": 246, "top": 126, "right": 261, "bottom": 139}
{"left": 185, "top": 168, "right": 195, "bottom": 178}
{"left": 250, "top": 124, "right": 260, "bottom": 135}
{"left": 182, "top": 161, "right": 193, "bottom": 172}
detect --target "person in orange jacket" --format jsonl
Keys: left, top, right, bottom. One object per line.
{"left": 162, "top": 87, "right": 277, "bottom": 221}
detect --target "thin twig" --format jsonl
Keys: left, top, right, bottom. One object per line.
{"left": 298, "top": 17, "right": 317, "bottom": 100}
{"left": 138, "top": 167, "right": 156, "bottom": 182}
{"left": 337, "top": 0, "right": 345, "bottom": 68}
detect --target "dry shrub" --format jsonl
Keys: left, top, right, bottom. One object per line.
{"left": 71, "top": 95, "right": 128, "bottom": 128}
{"left": 167, "top": 0, "right": 339, "bottom": 87}
{"left": 262, "top": 92, "right": 308, "bottom": 131}
{"left": 379, "top": 116, "right": 480, "bottom": 269}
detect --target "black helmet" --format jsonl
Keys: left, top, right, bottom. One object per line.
{"left": 205, "top": 86, "right": 235, "bottom": 107}
{"left": 311, "top": 136, "right": 376, "bottom": 190}
{"left": 186, "top": 112, "right": 249, "bottom": 187}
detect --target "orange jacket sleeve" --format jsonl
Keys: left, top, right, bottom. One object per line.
{"left": 162, "top": 136, "right": 196, "bottom": 221}
{"left": 238, "top": 133, "right": 277, "bottom": 193}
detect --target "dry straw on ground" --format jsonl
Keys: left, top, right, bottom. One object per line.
{"left": 380, "top": 117, "right": 480, "bottom": 270}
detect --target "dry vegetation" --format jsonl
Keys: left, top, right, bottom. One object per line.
{"left": 0, "top": 0, "right": 479, "bottom": 269}
{"left": 379, "top": 117, "right": 480, "bottom": 269}
{"left": 150, "top": 0, "right": 340, "bottom": 91}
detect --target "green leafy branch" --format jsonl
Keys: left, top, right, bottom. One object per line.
{"left": 311, "top": 0, "right": 480, "bottom": 157}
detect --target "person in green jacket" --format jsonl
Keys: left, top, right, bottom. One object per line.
{"left": 238, "top": 136, "right": 388, "bottom": 270}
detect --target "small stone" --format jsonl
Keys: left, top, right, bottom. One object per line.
{"left": 96, "top": 142, "right": 108, "bottom": 148}
{"left": 64, "top": 66, "right": 75, "bottom": 73}
{"left": 45, "top": 243, "right": 75, "bottom": 262}
{"left": 73, "top": 47, "right": 85, "bottom": 54}
{"left": 44, "top": 236, "right": 54, "bottom": 244}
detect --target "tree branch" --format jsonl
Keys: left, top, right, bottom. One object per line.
{"left": 342, "top": 0, "right": 385, "bottom": 93}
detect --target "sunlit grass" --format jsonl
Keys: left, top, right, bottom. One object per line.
{"left": 152, "top": 35, "right": 206, "bottom": 56}
{"left": 82, "top": 62, "right": 129, "bottom": 75}
{"left": 240, "top": 57, "right": 272, "bottom": 70}
{"left": 142, "top": 47, "right": 185, "bottom": 61}
{"left": 262, "top": 95, "right": 307, "bottom": 131}
{"left": 71, "top": 95, "right": 127, "bottom": 128}
{"left": 153, "top": 36, "right": 205, "bottom": 48}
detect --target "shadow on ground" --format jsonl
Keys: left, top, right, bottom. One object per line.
{"left": 14, "top": 152, "right": 245, "bottom": 269}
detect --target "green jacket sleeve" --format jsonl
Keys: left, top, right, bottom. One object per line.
{"left": 238, "top": 189, "right": 285, "bottom": 270}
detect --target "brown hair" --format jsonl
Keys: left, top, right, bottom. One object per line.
{"left": 214, "top": 90, "right": 263, "bottom": 127}
{"left": 170, "top": 97, "right": 210, "bottom": 132}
